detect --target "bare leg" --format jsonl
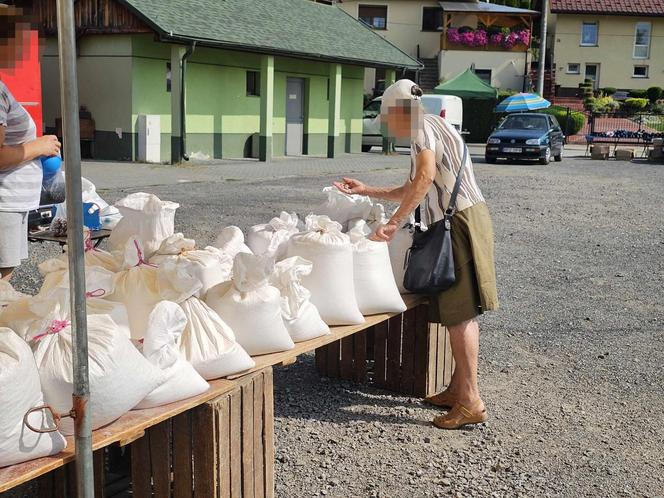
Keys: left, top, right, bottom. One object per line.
{"left": 1, "top": 267, "right": 14, "bottom": 281}
{"left": 447, "top": 319, "right": 482, "bottom": 407}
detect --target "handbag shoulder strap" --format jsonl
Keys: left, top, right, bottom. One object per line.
{"left": 445, "top": 144, "right": 468, "bottom": 217}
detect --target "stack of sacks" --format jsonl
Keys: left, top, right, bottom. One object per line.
{"left": 286, "top": 215, "right": 364, "bottom": 325}
{"left": 134, "top": 301, "right": 209, "bottom": 409}
{"left": 149, "top": 234, "right": 233, "bottom": 299}
{"left": 315, "top": 186, "right": 373, "bottom": 230}
{"left": 270, "top": 256, "right": 329, "bottom": 342}
{"left": 107, "top": 238, "right": 201, "bottom": 340}
{"left": 108, "top": 192, "right": 179, "bottom": 258}
{"left": 247, "top": 212, "right": 300, "bottom": 260}
{"left": 206, "top": 254, "right": 294, "bottom": 356}
{"left": 178, "top": 297, "right": 255, "bottom": 379}
{"left": 387, "top": 213, "right": 417, "bottom": 294}
{"left": 0, "top": 327, "right": 67, "bottom": 467}
{"left": 212, "top": 226, "right": 253, "bottom": 258}
{"left": 22, "top": 290, "right": 165, "bottom": 435}
{"left": 349, "top": 221, "right": 406, "bottom": 315}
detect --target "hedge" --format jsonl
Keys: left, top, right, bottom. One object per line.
{"left": 623, "top": 98, "right": 648, "bottom": 111}
{"left": 647, "top": 86, "right": 662, "bottom": 103}
{"left": 629, "top": 89, "right": 648, "bottom": 98}
{"left": 541, "top": 106, "right": 586, "bottom": 135}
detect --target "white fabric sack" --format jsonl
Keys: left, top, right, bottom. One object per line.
{"left": 135, "top": 301, "right": 209, "bottom": 409}
{"left": 108, "top": 192, "right": 179, "bottom": 258}
{"left": 107, "top": 239, "right": 201, "bottom": 340}
{"left": 212, "top": 226, "right": 253, "bottom": 258}
{"left": 270, "top": 256, "right": 329, "bottom": 342}
{"left": 0, "top": 280, "right": 25, "bottom": 308}
{"left": 150, "top": 234, "right": 233, "bottom": 299}
{"left": 0, "top": 327, "right": 67, "bottom": 467}
{"left": 315, "top": 186, "right": 374, "bottom": 230}
{"left": 178, "top": 297, "right": 255, "bottom": 380}
{"left": 285, "top": 215, "right": 364, "bottom": 325}
{"left": 247, "top": 212, "right": 300, "bottom": 260}
{"left": 81, "top": 177, "right": 108, "bottom": 210}
{"left": 205, "top": 254, "right": 294, "bottom": 355}
{"left": 350, "top": 221, "right": 407, "bottom": 315}
{"left": 27, "top": 292, "right": 165, "bottom": 435}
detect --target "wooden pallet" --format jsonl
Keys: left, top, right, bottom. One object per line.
{"left": 315, "top": 303, "right": 454, "bottom": 398}
{"left": 25, "top": 368, "right": 274, "bottom": 498}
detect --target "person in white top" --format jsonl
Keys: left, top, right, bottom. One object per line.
{"left": 0, "top": 6, "right": 60, "bottom": 280}
{"left": 335, "top": 79, "right": 498, "bottom": 429}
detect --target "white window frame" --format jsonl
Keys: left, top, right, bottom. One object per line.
{"left": 580, "top": 21, "right": 598, "bottom": 46}
{"left": 633, "top": 22, "right": 651, "bottom": 59}
{"left": 358, "top": 4, "right": 388, "bottom": 30}
{"left": 566, "top": 63, "right": 580, "bottom": 74}
{"left": 633, "top": 65, "right": 649, "bottom": 78}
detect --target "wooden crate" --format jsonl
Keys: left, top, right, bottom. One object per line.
{"left": 28, "top": 368, "right": 274, "bottom": 498}
{"left": 315, "top": 304, "right": 453, "bottom": 398}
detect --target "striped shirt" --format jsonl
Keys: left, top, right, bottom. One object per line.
{"left": 0, "top": 81, "right": 42, "bottom": 212}
{"left": 410, "top": 114, "right": 484, "bottom": 226}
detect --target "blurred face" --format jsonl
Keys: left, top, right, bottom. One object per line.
{"left": 0, "top": 9, "right": 28, "bottom": 70}
{"left": 382, "top": 99, "right": 423, "bottom": 140}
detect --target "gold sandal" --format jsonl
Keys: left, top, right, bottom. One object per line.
{"left": 424, "top": 389, "right": 457, "bottom": 409}
{"left": 432, "top": 400, "right": 488, "bottom": 430}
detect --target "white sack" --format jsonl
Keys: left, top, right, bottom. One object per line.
{"left": 27, "top": 293, "right": 165, "bottom": 435}
{"left": 135, "top": 301, "right": 209, "bottom": 409}
{"left": 81, "top": 177, "right": 109, "bottom": 210}
{"left": 107, "top": 239, "right": 200, "bottom": 340}
{"left": 247, "top": 212, "right": 300, "bottom": 260}
{"left": 205, "top": 254, "right": 294, "bottom": 355}
{"left": 108, "top": 192, "right": 179, "bottom": 258}
{"left": 150, "top": 234, "right": 233, "bottom": 299}
{"left": 315, "top": 186, "right": 374, "bottom": 229}
{"left": 212, "top": 226, "right": 253, "bottom": 257}
{"left": 178, "top": 297, "right": 255, "bottom": 380}
{"left": 0, "top": 280, "right": 25, "bottom": 308}
{"left": 0, "top": 327, "right": 66, "bottom": 467}
{"left": 285, "top": 215, "right": 364, "bottom": 325}
{"left": 349, "top": 221, "right": 407, "bottom": 314}
{"left": 270, "top": 256, "right": 329, "bottom": 342}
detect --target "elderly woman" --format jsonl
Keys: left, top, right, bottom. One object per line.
{"left": 0, "top": 5, "right": 60, "bottom": 280}
{"left": 335, "top": 79, "right": 498, "bottom": 429}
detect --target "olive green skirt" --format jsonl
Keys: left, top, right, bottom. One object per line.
{"left": 429, "top": 202, "right": 499, "bottom": 326}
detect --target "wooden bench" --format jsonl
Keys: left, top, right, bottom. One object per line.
{"left": 0, "top": 294, "right": 451, "bottom": 498}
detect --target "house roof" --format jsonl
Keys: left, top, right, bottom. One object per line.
{"left": 439, "top": 1, "right": 538, "bottom": 15}
{"left": 119, "top": 0, "right": 422, "bottom": 69}
{"left": 550, "top": 0, "right": 664, "bottom": 16}
{"left": 433, "top": 68, "right": 497, "bottom": 99}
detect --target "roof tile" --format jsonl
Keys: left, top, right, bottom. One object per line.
{"left": 551, "top": 0, "right": 664, "bottom": 16}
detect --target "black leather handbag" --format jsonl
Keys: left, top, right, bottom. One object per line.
{"left": 403, "top": 145, "right": 467, "bottom": 294}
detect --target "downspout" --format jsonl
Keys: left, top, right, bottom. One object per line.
{"left": 180, "top": 41, "right": 196, "bottom": 161}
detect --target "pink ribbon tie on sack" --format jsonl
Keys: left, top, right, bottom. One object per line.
{"left": 133, "top": 240, "right": 157, "bottom": 268}
{"left": 85, "top": 288, "right": 106, "bottom": 298}
{"left": 84, "top": 232, "right": 99, "bottom": 253}
{"left": 33, "top": 319, "right": 70, "bottom": 342}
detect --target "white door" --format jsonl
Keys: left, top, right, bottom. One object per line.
{"left": 584, "top": 64, "right": 600, "bottom": 90}
{"left": 286, "top": 78, "right": 305, "bottom": 156}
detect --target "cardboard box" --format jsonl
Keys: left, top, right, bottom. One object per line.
{"left": 591, "top": 144, "right": 609, "bottom": 160}
{"left": 615, "top": 149, "right": 634, "bottom": 161}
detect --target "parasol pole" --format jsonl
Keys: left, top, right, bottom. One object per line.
{"left": 55, "top": 1, "right": 94, "bottom": 496}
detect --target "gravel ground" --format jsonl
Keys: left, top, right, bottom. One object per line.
{"left": 8, "top": 155, "right": 664, "bottom": 497}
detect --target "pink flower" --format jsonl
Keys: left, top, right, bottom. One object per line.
{"left": 447, "top": 28, "right": 461, "bottom": 44}
{"left": 473, "top": 29, "right": 488, "bottom": 47}
{"left": 518, "top": 30, "right": 531, "bottom": 45}
{"left": 461, "top": 31, "right": 475, "bottom": 46}
{"left": 490, "top": 33, "right": 503, "bottom": 46}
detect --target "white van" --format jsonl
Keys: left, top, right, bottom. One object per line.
{"left": 362, "top": 94, "right": 463, "bottom": 152}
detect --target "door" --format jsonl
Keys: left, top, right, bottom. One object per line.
{"left": 584, "top": 64, "right": 599, "bottom": 89}
{"left": 286, "top": 78, "right": 305, "bottom": 156}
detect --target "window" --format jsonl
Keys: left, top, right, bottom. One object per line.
{"left": 633, "top": 65, "right": 649, "bottom": 78}
{"left": 422, "top": 7, "right": 443, "bottom": 31}
{"left": 359, "top": 5, "right": 387, "bottom": 30}
{"left": 566, "top": 63, "right": 580, "bottom": 74}
{"left": 634, "top": 22, "right": 651, "bottom": 59}
{"left": 246, "top": 71, "right": 260, "bottom": 96}
{"left": 166, "top": 62, "right": 172, "bottom": 93}
{"left": 581, "top": 22, "right": 598, "bottom": 46}
{"left": 474, "top": 69, "right": 492, "bottom": 85}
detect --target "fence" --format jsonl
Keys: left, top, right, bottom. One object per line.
{"left": 562, "top": 108, "right": 664, "bottom": 145}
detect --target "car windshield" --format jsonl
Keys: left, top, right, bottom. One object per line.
{"left": 499, "top": 115, "right": 548, "bottom": 131}
{"left": 363, "top": 100, "right": 381, "bottom": 118}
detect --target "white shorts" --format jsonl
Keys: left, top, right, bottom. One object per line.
{"left": 0, "top": 211, "right": 28, "bottom": 268}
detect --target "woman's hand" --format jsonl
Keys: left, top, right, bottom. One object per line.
{"left": 370, "top": 222, "right": 399, "bottom": 242}
{"left": 31, "top": 135, "right": 61, "bottom": 157}
{"left": 333, "top": 177, "right": 366, "bottom": 196}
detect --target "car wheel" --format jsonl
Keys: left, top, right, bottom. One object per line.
{"left": 485, "top": 156, "right": 497, "bottom": 164}
{"left": 539, "top": 146, "right": 551, "bottom": 165}
{"left": 554, "top": 145, "right": 563, "bottom": 162}
{"left": 361, "top": 144, "right": 372, "bottom": 152}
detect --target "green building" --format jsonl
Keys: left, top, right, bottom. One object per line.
{"left": 38, "top": 0, "right": 420, "bottom": 163}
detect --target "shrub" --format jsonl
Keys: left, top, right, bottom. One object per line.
{"left": 519, "top": 0, "right": 531, "bottom": 8}
{"left": 622, "top": 98, "right": 648, "bottom": 112}
{"left": 601, "top": 87, "right": 617, "bottom": 96}
{"left": 588, "top": 96, "right": 620, "bottom": 113}
{"left": 629, "top": 89, "right": 647, "bottom": 98}
{"left": 650, "top": 103, "right": 664, "bottom": 115}
{"left": 647, "top": 86, "right": 663, "bottom": 103}
{"left": 542, "top": 106, "right": 586, "bottom": 135}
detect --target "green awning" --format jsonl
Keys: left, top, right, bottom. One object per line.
{"left": 433, "top": 69, "right": 498, "bottom": 99}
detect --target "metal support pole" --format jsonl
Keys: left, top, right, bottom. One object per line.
{"left": 55, "top": 1, "right": 94, "bottom": 497}
{"left": 536, "top": 0, "right": 549, "bottom": 96}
